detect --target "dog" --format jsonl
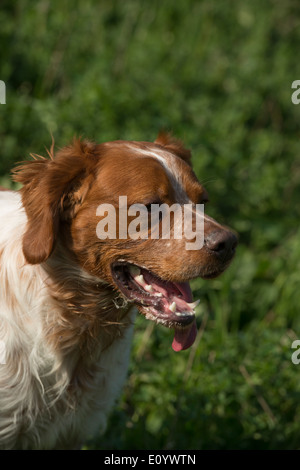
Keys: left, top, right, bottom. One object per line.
{"left": 0, "top": 133, "right": 237, "bottom": 449}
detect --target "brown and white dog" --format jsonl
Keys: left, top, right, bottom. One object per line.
{"left": 0, "top": 134, "right": 237, "bottom": 449}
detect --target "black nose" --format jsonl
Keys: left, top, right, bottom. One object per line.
{"left": 204, "top": 230, "right": 238, "bottom": 259}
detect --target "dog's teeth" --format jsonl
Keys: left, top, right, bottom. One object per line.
{"left": 175, "top": 311, "right": 193, "bottom": 317}
{"left": 145, "top": 284, "right": 154, "bottom": 292}
{"left": 155, "top": 292, "right": 163, "bottom": 297}
{"left": 129, "top": 266, "right": 140, "bottom": 277}
{"left": 187, "top": 299, "right": 200, "bottom": 309}
{"left": 169, "top": 301, "right": 177, "bottom": 313}
{"left": 135, "top": 274, "right": 145, "bottom": 285}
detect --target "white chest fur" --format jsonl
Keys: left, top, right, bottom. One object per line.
{"left": 0, "top": 192, "right": 136, "bottom": 449}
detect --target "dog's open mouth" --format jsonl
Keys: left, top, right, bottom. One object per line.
{"left": 111, "top": 261, "right": 200, "bottom": 351}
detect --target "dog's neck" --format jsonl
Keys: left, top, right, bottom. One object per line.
{"left": 42, "top": 243, "right": 133, "bottom": 357}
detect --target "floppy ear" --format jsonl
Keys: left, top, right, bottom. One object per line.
{"left": 155, "top": 132, "right": 192, "bottom": 165}
{"left": 13, "top": 139, "right": 98, "bottom": 265}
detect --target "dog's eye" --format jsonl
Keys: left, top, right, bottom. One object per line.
{"left": 199, "top": 192, "right": 209, "bottom": 204}
{"left": 145, "top": 200, "right": 161, "bottom": 212}
{"left": 201, "top": 197, "right": 209, "bottom": 204}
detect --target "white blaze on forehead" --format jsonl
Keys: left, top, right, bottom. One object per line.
{"left": 126, "top": 144, "right": 191, "bottom": 204}
{"left": 123, "top": 142, "right": 216, "bottom": 232}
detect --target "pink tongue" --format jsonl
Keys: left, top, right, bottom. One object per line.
{"left": 172, "top": 282, "right": 197, "bottom": 352}
{"left": 174, "top": 281, "right": 193, "bottom": 302}
{"left": 172, "top": 320, "right": 197, "bottom": 352}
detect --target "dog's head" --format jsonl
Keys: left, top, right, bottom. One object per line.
{"left": 13, "top": 134, "right": 237, "bottom": 351}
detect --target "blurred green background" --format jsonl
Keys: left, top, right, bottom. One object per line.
{"left": 1, "top": 0, "right": 300, "bottom": 450}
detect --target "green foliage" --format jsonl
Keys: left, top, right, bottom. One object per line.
{"left": 1, "top": 0, "right": 300, "bottom": 450}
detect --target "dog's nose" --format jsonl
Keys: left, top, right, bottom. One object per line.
{"left": 204, "top": 230, "right": 238, "bottom": 259}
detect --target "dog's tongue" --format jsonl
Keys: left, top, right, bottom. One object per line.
{"left": 172, "top": 320, "right": 197, "bottom": 352}
{"left": 171, "top": 281, "right": 197, "bottom": 352}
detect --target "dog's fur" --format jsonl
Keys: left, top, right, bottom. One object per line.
{"left": 0, "top": 135, "right": 237, "bottom": 449}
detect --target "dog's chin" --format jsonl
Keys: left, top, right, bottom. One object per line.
{"left": 200, "top": 269, "right": 225, "bottom": 280}
{"left": 199, "top": 259, "right": 233, "bottom": 280}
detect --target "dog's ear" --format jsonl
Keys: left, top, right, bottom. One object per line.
{"left": 13, "top": 139, "right": 98, "bottom": 264}
{"left": 155, "top": 132, "right": 192, "bottom": 165}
